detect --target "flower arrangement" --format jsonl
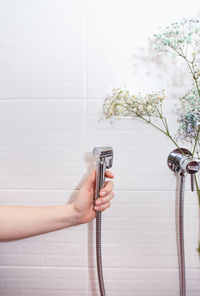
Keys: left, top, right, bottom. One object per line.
{"left": 103, "top": 17, "right": 200, "bottom": 251}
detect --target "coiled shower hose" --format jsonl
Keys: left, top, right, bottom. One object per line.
{"left": 96, "top": 211, "right": 106, "bottom": 295}
{"left": 95, "top": 161, "right": 106, "bottom": 296}
{"left": 177, "top": 172, "right": 186, "bottom": 296}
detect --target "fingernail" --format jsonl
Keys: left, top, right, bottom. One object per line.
{"left": 96, "top": 200, "right": 102, "bottom": 205}
{"left": 95, "top": 206, "right": 101, "bottom": 211}
{"left": 101, "top": 191, "right": 106, "bottom": 196}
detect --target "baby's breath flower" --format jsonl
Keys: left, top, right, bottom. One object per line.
{"left": 103, "top": 87, "right": 166, "bottom": 119}
{"left": 177, "top": 84, "right": 200, "bottom": 142}
{"left": 154, "top": 17, "right": 200, "bottom": 71}
{"left": 138, "top": 105, "right": 144, "bottom": 112}
{"left": 147, "top": 105, "right": 153, "bottom": 112}
{"left": 103, "top": 16, "right": 200, "bottom": 253}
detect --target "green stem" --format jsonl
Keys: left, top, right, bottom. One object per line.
{"left": 192, "top": 126, "right": 200, "bottom": 156}
{"left": 141, "top": 116, "right": 167, "bottom": 135}
{"left": 170, "top": 45, "right": 200, "bottom": 98}
{"left": 190, "top": 60, "right": 200, "bottom": 99}
{"left": 197, "top": 150, "right": 200, "bottom": 159}
{"left": 194, "top": 175, "right": 200, "bottom": 252}
{"left": 158, "top": 109, "right": 169, "bottom": 134}
{"left": 194, "top": 175, "right": 200, "bottom": 203}
{"left": 163, "top": 117, "right": 170, "bottom": 135}
{"left": 140, "top": 116, "right": 182, "bottom": 151}
{"left": 194, "top": 175, "right": 200, "bottom": 253}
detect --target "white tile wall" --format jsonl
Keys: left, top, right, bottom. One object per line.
{"left": 0, "top": 0, "right": 200, "bottom": 295}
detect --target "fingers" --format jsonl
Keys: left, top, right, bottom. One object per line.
{"left": 95, "top": 201, "right": 111, "bottom": 212}
{"left": 105, "top": 170, "right": 114, "bottom": 179}
{"left": 96, "top": 191, "right": 115, "bottom": 205}
{"left": 95, "top": 177, "right": 114, "bottom": 211}
{"left": 94, "top": 191, "right": 115, "bottom": 211}
{"left": 100, "top": 180, "right": 114, "bottom": 197}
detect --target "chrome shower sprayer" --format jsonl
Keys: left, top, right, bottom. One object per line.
{"left": 93, "top": 147, "right": 114, "bottom": 296}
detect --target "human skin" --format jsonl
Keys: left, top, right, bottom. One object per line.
{"left": 0, "top": 170, "right": 114, "bottom": 241}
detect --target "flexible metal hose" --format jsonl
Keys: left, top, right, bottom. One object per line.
{"left": 96, "top": 211, "right": 106, "bottom": 296}
{"left": 177, "top": 173, "right": 186, "bottom": 296}
{"left": 95, "top": 161, "right": 106, "bottom": 296}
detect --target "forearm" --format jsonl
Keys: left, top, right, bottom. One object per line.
{"left": 0, "top": 204, "right": 79, "bottom": 241}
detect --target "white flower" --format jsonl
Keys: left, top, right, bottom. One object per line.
{"left": 138, "top": 105, "right": 144, "bottom": 112}
{"left": 140, "top": 98, "right": 147, "bottom": 104}
{"left": 103, "top": 87, "right": 166, "bottom": 119}
{"left": 147, "top": 105, "right": 153, "bottom": 112}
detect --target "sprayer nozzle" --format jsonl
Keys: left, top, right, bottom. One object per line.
{"left": 93, "top": 146, "right": 113, "bottom": 169}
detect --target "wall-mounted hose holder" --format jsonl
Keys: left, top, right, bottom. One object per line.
{"left": 167, "top": 148, "right": 200, "bottom": 296}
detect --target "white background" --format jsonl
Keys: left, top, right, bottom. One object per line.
{"left": 0, "top": 0, "right": 200, "bottom": 295}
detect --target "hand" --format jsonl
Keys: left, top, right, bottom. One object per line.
{"left": 72, "top": 169, "right": 114, "bottom": 224}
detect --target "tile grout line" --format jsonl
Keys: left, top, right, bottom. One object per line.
{"left": 82, "top": 0, "right": 89, "bottom": 295}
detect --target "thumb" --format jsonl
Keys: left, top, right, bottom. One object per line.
{"left": 84, "top": 169, "right": 96, "bottom": 190}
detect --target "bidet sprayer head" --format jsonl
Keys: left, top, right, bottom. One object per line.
{"left": 93, "top": 147, "right": 114, "bottom": 296}
{"left": 93, "top": 147, "right": 113, "bottom": 169}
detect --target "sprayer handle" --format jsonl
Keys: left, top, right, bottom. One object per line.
{"left": 95, "top": 162, "right": 105, "bottom": 200}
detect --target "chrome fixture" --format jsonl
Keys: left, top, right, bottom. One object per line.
{"left": 168, "top": 148, "right": 200, "bottom": 296}
{"left": 93, "top": 146, "right": 114, "bottom": 296}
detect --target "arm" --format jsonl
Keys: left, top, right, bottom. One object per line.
{"left": 0, "top": 170, "right": 114, "bottom": 241}
{"left": 0, "top": 204, "right": 77, "bottom": 241}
